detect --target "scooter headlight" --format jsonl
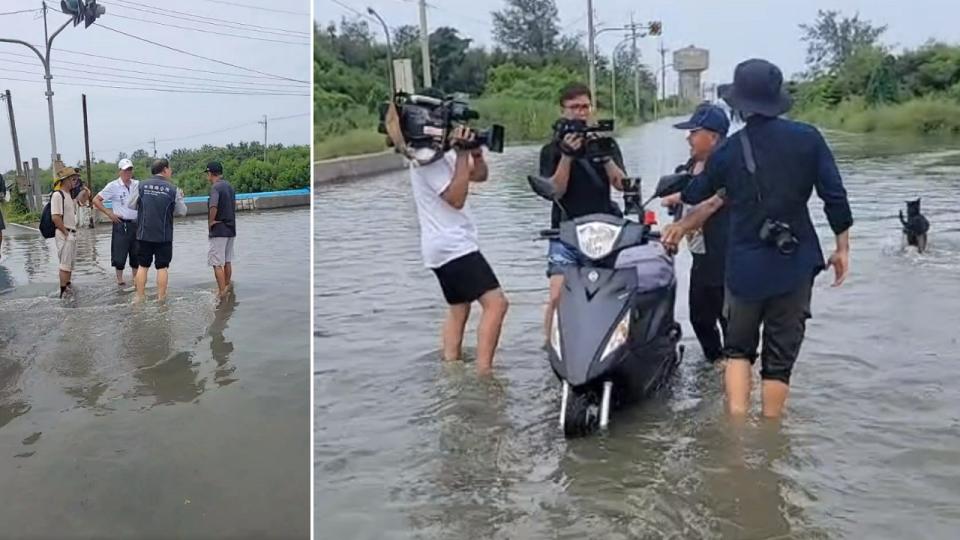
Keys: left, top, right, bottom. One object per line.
{"left": 600, "top": 312, "right": 630, "bottom": 362}
{"left": 576, "top": 222, "right": 621, "bottom": 260}
{"left": 551, "top": 311, "right": 562, "bottom": 360}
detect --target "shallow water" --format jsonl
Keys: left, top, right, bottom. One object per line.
{"left": 315, "top": 119, "right": 960, "bottom": 539}
{"left": 0, "top": 209, "right": 310, "bottom": 538}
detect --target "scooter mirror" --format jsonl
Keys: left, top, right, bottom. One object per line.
{"left": 654, "top": 172, "right": 692, "bottom": 198}
{"left": 527, "top": 175, "right": 558, "bottom": 202}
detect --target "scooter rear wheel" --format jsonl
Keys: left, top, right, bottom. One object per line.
{"left": 563, "top": 388, "right": 600, "bottom": 438}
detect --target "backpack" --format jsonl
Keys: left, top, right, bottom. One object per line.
{"left": 39, "top": 191, "right": 64, "bottom": 239}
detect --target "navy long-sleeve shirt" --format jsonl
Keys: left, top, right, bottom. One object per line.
{"left": 681, "top": 116, "right": 853, "bottom": 301}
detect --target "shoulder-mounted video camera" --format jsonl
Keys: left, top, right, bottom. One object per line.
{"left": 377, "top": 92, "right": 505, "bottom": 165}
{"left": 552, "top": 117, "right": 616, "bottom": 161}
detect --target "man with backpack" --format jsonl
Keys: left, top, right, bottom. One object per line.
{"left": 125, "top": 158, "right": 187, "bottom": 302}
{"left": 50, "top": 166, "right": 82, "bottom": 298}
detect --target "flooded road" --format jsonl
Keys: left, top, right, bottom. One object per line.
{"left": 1, "top": 209, "right": 310, "bottom": 538}
{"left": 315, "top": 118, "right": 960, "bottom": 539}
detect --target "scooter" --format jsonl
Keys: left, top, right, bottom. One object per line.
{"left": 529, "top": 172, "right": 691, "bottom": 437}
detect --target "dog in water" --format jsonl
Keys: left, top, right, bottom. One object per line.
{"left": 899, "top": 198, "right": 930, "bottom": 253}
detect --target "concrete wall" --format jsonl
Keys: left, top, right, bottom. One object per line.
{"left": 314, "top": 151, "right": 405, "bottom": 185}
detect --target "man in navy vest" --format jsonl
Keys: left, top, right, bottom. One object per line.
{"left": 126, "top": 158, "right": 187, "bottom": 302}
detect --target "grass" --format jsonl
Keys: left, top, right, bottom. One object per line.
{"left": 313, "top": 97, "right": 691, "bottom": 161}
{"left": 1, "top": 199, "right": 40, "bottom": 226}
{"left": 794, "top": 96, "right": 960, "bottom": 135}
{"left": 314, "top": 128, "right": 388, "bottom": 160}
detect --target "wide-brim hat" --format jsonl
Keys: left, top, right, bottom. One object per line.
{"left": 720, "top": 58, "right": 793, "bottom": 117}
{"left": 55, "top": 165, "right": 82, "bottom": 182}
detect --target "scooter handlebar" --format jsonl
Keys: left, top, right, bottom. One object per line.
{"left": 539, "top": 228, "right": 560, "bottom": 239}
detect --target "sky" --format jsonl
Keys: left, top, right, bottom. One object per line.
{"left": 1, "top": 0, "right": 311, "bottom": 173}
{"left": 317, "top": 0, "right": 959, "bottom": 96}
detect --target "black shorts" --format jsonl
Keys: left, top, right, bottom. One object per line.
{"left": 111, "top": 220, "right": 139, "bottom": 270}
{"left": 137, "top": 241, "right": 173, "bottom": 270}
{"left": 723, "top": 279, "right": 813, "bottom": 385}
{"left": 432, "top": 251, "right": 500, "bottom": 305}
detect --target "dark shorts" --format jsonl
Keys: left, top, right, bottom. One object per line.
{"left": 111, "top": 220, "right": 139, "bottom": 270}
{"left": 723, "top": 279, "right": 813, "bottom": 385}
{"left": 137, "top": 241, "right": 173, "bottom": 270}
{"left": 432, "top": 251, "right": 500, "bottom": 305}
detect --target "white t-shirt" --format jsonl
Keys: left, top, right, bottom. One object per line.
{"left": 50, "top": 189, "right": 77, "bottom": 230}
{"left": 409, "top": 149, "right": 479, "bottom": 269}
{"left": 97, "top": 178, "right": 139, "bottom": 220}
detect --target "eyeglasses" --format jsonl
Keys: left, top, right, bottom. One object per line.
{"left": 564, "top": 103, "right": 592, "bottom": 112}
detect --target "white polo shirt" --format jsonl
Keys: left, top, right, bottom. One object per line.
{"left": 97, "top": 177, "right": 139, "bottom": 221}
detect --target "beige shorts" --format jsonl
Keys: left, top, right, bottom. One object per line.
{"left": 208, "top": 237, "right": 235, "bottom": 267}
{"left": 55, "top": 230, "right": 78, "bottom": 272}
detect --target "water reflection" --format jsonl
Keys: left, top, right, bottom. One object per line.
{"left": 211, "top": 291, "right": 239, "bottom": 387}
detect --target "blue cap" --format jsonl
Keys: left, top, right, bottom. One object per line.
{"left": 673, "top": 103, "right": 730, "bottom": 135}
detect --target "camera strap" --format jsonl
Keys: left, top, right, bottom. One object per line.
{"left": 739, "top": 129, "right": 776, "bottom": 221}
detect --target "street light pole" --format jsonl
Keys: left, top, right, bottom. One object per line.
{"left": 586, "top": 0, "right": 596, "bottom": 101}
{"left": 367, "top": 7, "right": 395, "bottom": 93}
{"left": 417, "top": 0, "right": 432, "bottom": 88}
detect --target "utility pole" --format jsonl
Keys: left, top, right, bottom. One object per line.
{"left": 630, "top": 15, "right": 640, "bottom": 116}
{"left": 418, "top": 0, "right": 432, "bottom": 88}
{"left": 2, "top": 90, "right": 23, "bottom": 177}
{"left": 659, "top": 41, "right": 669, "bottom": 102}
{"left": 587, "top": 0, "right": 596, "bottom": 101}
{"left": 258, "top": 115, "right": 268, "bottom": 161}
{"left": 82, "top": 93, "right": 94, "bottom": 227}
{"left": 150, "top": 138, "right": 157, "bottom": 157}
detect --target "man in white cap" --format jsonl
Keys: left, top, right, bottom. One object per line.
{"left": 93, "top": 158, "right": 140, "bottom": 286}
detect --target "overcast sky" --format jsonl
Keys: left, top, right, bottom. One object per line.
{"left": 1, "top": 0, "right": 310, "bottom": 173}
{"left": 317, "top": 0, "right": 958, "bottom": 95}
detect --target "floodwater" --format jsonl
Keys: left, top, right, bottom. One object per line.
{"left": 315, "top": 118, "right": 960, "bottom": 539}
{"left": 0, "top": 209, "right": 310, "bottom": 538}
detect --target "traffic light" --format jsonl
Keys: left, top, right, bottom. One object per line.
{"left": 648, "top": 21, "right": 662, "bottom": 36}
{"left": 60, "top": 0, "right": 105, "bottom": 28}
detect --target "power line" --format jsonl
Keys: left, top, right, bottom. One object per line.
{"left": 1, "top": 49, "right": 305, "bottom": 84}
{"left": 0, "top": 76, "right": 309, "bottom": 96}
{"left": 111, "top": 0, "right": 310, "bottom": 36}
{"left": 191, "top": 0, "right": 309, "bottom": 16}
{"left": 0, "top": 65, "right": 307, "bottom": 94}
{"left": 0, "top": 53, "right": 305, "bottom": 88}
{"left": 94, "top": 22, "right": 309, "bottom": 83}
{"left": 107, "top": 13, "right": 310, "bottom": 45}
{"left": 0, "top": 9, "right": 38, "bottom": 16}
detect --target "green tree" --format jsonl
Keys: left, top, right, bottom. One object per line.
{"left": 492, "top": 0, "right": 560, "bottom": 59}
{"left": 799, "top": 10, "right": 887, "bottom": 76}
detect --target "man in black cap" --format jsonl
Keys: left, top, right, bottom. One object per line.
{"left": 663, "top": 58, "right": 853, "bottom": 418}
{"left": 661, "top": 103, "right": 731, "bottom": 364}
{"left": 205, "top": 161, "right": 236, "bottom": 298}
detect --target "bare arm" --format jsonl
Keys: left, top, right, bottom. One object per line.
{"left": 440, "top": 152, "right": 473, "bottom": 210}
{"left": 208, "top": 206, "right": 218, "bottom": 229}
{"left": 93, "top": 194, "right": 120, "bottom": 223}
{"left": 679, "top": 194, "right": 725, "bottom": 231}
{"left": 174, "top": 188, "right": 188, "bottom": 217}
{"left": 469, "top": 152, "right": 488, "bottom": 183}
{"left": 603, "top": 159, "right": 626, "bottom": 191}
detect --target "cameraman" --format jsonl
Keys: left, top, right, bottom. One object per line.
{"left": 540, "top": 82, "right": 627, "bottom": 340}
{"left": 409, "top": 124, "right": 509, "bottom": 375}
{"left": 663, "top": 59, "right": 853, "bottom": 419}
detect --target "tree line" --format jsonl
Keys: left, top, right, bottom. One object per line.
{"left": 791, "top": 10, "right": 960, "bottom": 133}
{"left": 315, "top": 0, "right": 659, "bottom": 149}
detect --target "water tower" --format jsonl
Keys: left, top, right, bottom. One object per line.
{"left": 673, "top": 46, "right": 709, "bottom": 102}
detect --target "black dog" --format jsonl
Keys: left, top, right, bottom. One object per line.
{"left": 899, "top": 198, "right": 930, "bottom": 253}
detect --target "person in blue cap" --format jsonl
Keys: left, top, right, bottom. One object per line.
{"left": 663, "top": 58, "right": 853, "bottom": 419}
{"left": 662, "top": 102, "right": 731, "bottom": 364}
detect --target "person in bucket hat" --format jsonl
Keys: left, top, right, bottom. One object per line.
{"left": 662, "top": 58, "right": 854, "bottom": 419}
{"left": 662, "top": 102, "right": 731, "bottom": 364}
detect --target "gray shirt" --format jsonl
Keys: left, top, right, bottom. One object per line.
{"left": 208, "top": 179, "right": 236, "bottom": 238}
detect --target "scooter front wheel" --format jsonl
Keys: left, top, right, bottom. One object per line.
{"left": 563, "top": 387, "right": 601, "bottom": 438}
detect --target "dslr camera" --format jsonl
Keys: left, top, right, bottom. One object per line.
{"left": 759, "top": 218, "right": 799, "bottom": 255}
{"left": 378, "top": 92, "right": 505, "bottom": 162}
{"left": 552, "top": 117, "right": 617, "bottom": 161}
